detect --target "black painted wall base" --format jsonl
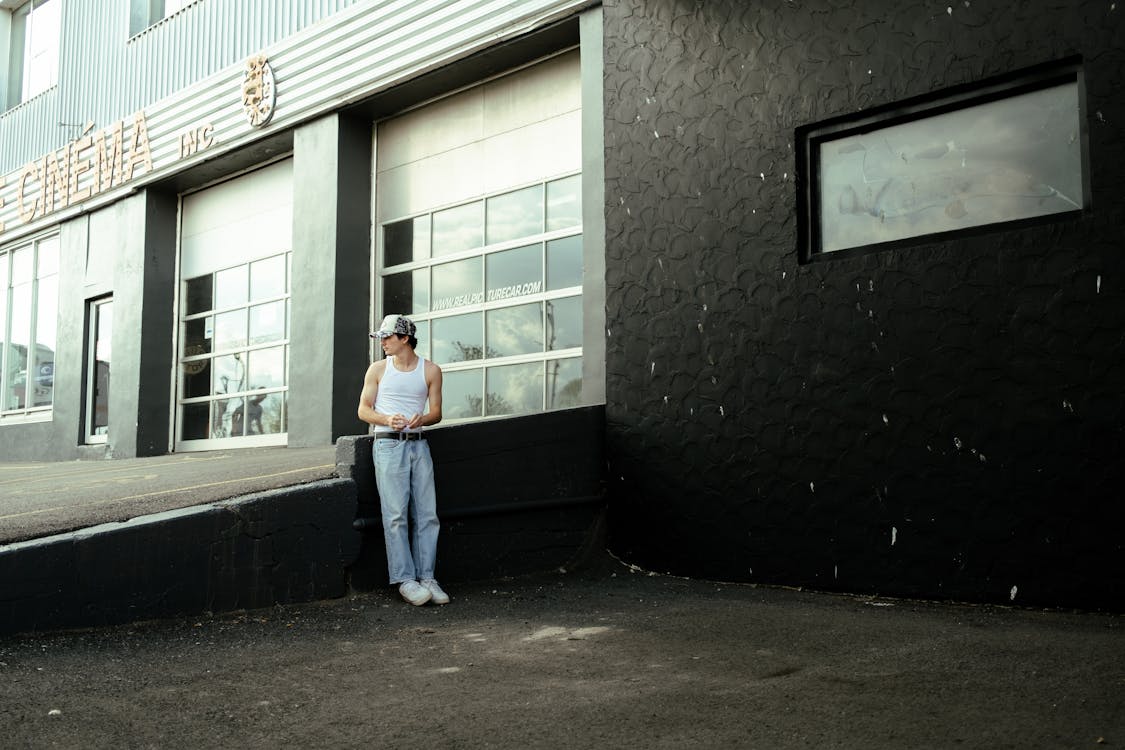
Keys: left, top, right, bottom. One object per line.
{"left": 0, "top": 480, "right": 361, "bottom": 636}
{"left": 338, "top": 405, "right": 608, "bottom": 591}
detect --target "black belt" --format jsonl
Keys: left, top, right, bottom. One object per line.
{"left": 376, "top": 431, "right": 425, "bottom": 441}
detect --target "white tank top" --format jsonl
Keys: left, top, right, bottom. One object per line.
{"left": 373, "top": 356, "right": 428, "bottom": 433}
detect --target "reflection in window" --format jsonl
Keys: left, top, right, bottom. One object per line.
{"left": 248, "top": 346, "right": 285, "bottom": 389}
{"left": 432, "top": 313, "right": 483, "bottom": 363}
{"left": 443, "top": 369, "right": 483, "bottom": 419}
{"left": 487, "top": 243, "right": 542, "bottom": 300}
{"left": 487, "top": 185, "right": 543, "bottom": 245}
{"left": 487, "top": 303, "right": 542, "bottom": 357}
{"left": 547, "top": 357, "right": 582, "bottom": 410}
{"left": 486, "top": 362, "right": 542, "bottom": 416}
{"left": 214, "top": 309, "right": 248, "bottom": 351}
{"left": 178, "top": 251, "right": 290, "bottom": 444}
{"left": 433, "top": 202, "right": 483, "bottom": 256}
{"left": 546, "top": 235, "right": 582, "bottom": 290}
{"left": 249, "top": 301, "right": 285, "bottom": 344}
{"left": 814, "top": 79, "right": 1085, "bottom": 254}
{"left": 547, "top": 175, "right": 581, "bottom": 231}
{"left": 546, "top": 295, "right": 582, "bottom": 350}
{"left": 0, "top": 234, "right": 58, "bottom": 416}
{"left": 378, "top": 172, "right": 583, "bottom": 422}
{"left": 432, "top": 257, "right": 482, "bottom": 311}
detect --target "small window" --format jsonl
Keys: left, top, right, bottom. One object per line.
{"left": 6, "top": 0, "right": 60, "bottom": 109}
{"left": 129, "top": 0, "right": 198, "bottom": 36}
{"left": 85, "top": 298, "right": 113, "bottom": 443}
{"left": 798, "top": 60, "right": 1087, "bottom": 261}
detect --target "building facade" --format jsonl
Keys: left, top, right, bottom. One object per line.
{"left": 1, "top": 0, "right": 1121, "bottom": 609}
{"left": 0, "top": 0, "right": 606, "bottom": 459}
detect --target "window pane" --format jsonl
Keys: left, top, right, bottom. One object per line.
{"left": 185, "top": 275, "right": 213, "bottom": 315}
{"left": 11, "top": 246, "right": 32, "bottom": 284}
{"left": 6, "top": 282, "right": 31, "bottom": 409}
{"left": 443, "top": 369, "right": 482, "bottom": 419}
{"left": 547, "top": 175, "right": 581, "bottom": 231}
{"left": 547, "top": 356, "right": 582, "bottom": 410}
{"left": 91, "top": 301, "right": 112, "bottom": 434}
{"left": 414, "top": 320, "right": 430, "bottom": 361}
{"left": 32, "top": 273, "right": 57, "bottom": 407}
{"left": 0, "top": 259, "right": 7, "bottom": 407}
{"left": 384, "top": 216, "right": 431, "bottom": 266}
{"left": 215, "top": 265, "right": 248, "bottom": 309}
{"left": 213, "top": 354, "right": 246, "bottom": 395}
{"left": 250, "top": 254, "right": 286, "bottom": 301}
{"left": 486, "top": 243, "right": 542, "bottom": 303}
{"left": 486, "top": 362, "right": 542, "bottom": 416}
{"left": 181, "top": 402, "right": 210, "bottom": 440}
{"left": 432, "top": 312, "right": 483, "bottom": 363}
{"left": 214, "top": 397, "right": 242, "bottom": 438}
{"left": 248, "top": 300, "right": 285, "bottom": 345}
{"left": 383, "top": 269, "right": 429, "bottom": 316}
{"left": 432, "top": 202, "right": 482, "bottom": 257}
{"left": 817, "top": 81, "right": 1085, "bottom": 253}
{"left": 486, "top": 185, "right": 543, "bottom": 244}
{"left": 546, "top": 295, "right": 582, "bottom": 350}
{"left": 182, "top": 358, "right": 211, "bottom": 399}
{"left": 22, "top": 0, "right": 60, "bottom": 101}
{"left": 432, "top": 257, "right": 482, "bottom": 312}
{"left": 247, "top": 346, "right": 285, "bottom": 389}
{"left": 184, "top": 316, "right": 212, "bottom": 356}
{"left": 37, "top": 235, "right": 59, "bottom": 277}
{"left": 213, "top": 309, "right": 247, "bottom": 351}
{"left": 487, "top": 303, "right": 542, "bottom": 357}
{"left": 546, "top": 235, "right": 582, "bottom": 291}
{"left": 252, "top": 391, "right": 286, "bottom": 435}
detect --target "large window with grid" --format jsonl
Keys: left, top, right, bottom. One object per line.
{"left": 0, "top": 233, "right": 58, "bottom": 419}
{"left": 178, "top": 252, "right": 290, "bottom": 443}
{"left": 380, "top": 174, "right": 583, "bottom": 420}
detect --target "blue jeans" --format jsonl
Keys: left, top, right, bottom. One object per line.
{"left": 373, "top": 438, "right": 440, "bottom": 585}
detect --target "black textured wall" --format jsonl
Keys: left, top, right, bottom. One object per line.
{"left": 602, "top": 0, "right": 1125, "bottom": 609}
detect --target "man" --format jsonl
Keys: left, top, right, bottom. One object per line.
{"left": 357, "top": 314, "right": 449, "bottom": 606}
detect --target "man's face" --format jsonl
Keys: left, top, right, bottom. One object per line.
{"left": 381, "top": 334, "right": 409, "bottom": 357}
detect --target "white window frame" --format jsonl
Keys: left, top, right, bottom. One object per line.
{"left": 377, "top": 173, "right": 585, "bottom": 423}
{"left": 84, "top": 296, "right": 112, "bottom": 444}
{"left": 0, "top": 231, "right": 59, "bottom": 423}
{"left": 5, "top": 0, "right": 60, "bottom": 108}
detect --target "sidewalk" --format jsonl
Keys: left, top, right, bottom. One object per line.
{"left": 0, "top": 446, "right": 337, "bottom": 544}
{"left": 1, "top": 552, "right": 1121, "bottom": 749}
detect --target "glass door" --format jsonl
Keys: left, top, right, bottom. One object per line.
{"left": 84, "top": 297, "right": 111, "bottom": 443}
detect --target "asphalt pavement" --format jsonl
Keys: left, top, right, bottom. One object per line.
{"left": 0, "top": 551, "right": 1121, "bottom": 749}
{"left": 1, "top": 448, "right": 1122, "bottom": 748}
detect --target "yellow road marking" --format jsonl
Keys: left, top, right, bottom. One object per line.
{"left": 0, "top": 464, "right": 336, "bottom": 522}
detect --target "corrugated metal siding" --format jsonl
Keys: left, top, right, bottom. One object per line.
{"left": 0, "top": 0, "right": 363, "bottom": 172}
{"left": 0, "top": 0, "right": 591, "bottom": 242}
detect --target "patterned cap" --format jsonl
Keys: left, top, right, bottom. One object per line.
{"left": 370, "top": 314, "right": 417, "bottom": 339}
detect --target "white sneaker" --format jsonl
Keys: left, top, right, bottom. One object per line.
{"left": 421, "top": 579, "right": 450, "bottom": 605}
{"left": 398, "top": 580, "right": 432, "bottom": 606}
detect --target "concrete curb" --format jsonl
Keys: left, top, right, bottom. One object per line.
{"left": 0, "top": 478, "right": 360, "bottom": 636}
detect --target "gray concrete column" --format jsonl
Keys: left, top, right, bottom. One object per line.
{"left": 289, "top": 114, "right": 373, "bottom": 447}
